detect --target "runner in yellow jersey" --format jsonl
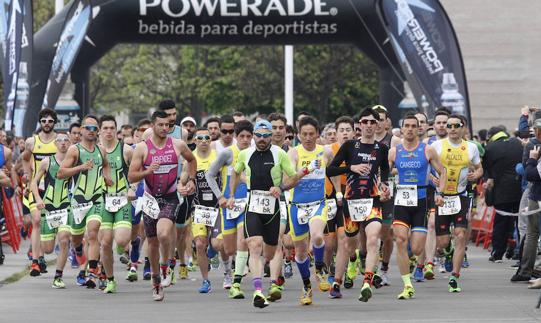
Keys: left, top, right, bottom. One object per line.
{"left": 430, "top": 114, "right": 483, "bottom": 293}
{"left": 22, "top": 108, "right": 58, "bottom": 276}
{"left": 190, "top": 127, "right": 221, "bottom": 293}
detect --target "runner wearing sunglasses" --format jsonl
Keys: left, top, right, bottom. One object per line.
{"left": 58, "top": 115, "right": 114, "bottom": 288}
{"left": 212, "top": 115, "right": 236, "bottom": 153}
{"left": 226, "top": 119, "right": 313, "bottom": 308}
{"left": 22, "top": 108, "right": 58, "bottom": 277}
{"left": 326, "top": 108, "right": 391, "bottom": 303}
{"left": 430, "top": 114, "right": 483, "bottom": 293}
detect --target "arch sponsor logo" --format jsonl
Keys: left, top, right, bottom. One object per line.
{"left": 139, "top": 0, "right": 338, "bottom": 18}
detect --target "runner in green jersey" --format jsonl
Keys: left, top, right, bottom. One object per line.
{"left": 58, "top": 115, "right": 113, "bottom": 289}
{"left": 31, "top": 132, "right": 72, "bottom": 289}
{"left": 97, "top": 115, "right": 134, "bottom": 293}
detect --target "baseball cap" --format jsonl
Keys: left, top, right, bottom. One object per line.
{"left": 181, "top": 116, "right": 196, "bottom": 126}
{"left": 254, "top": 120, "right": 272, "bottom": 131}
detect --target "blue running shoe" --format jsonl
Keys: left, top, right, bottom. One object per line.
{"left": 444, "top": 256, "right": 453, "bottom": 273}
{"left": 207, "top": 245, "right": 217, "bottom": 259}
{"left": 413, "top": 266, "right": 424, "bottom": 282}
{"left": 328, "top": 275, "right": 335, "bottom": 285}
{"left": 198, "top": 279, "right": 212, "bottom": 293}
{"left": 462, "top": 254, "right": 470, "bottom": 268}
{"left": 76, "top": 272, "right": 86, "bottom": 286}
{"left": 143, "top": 264, "right": 151, "bottom": 281}
{"left": 69, "top": 249, "right": 79, "bottom": 269}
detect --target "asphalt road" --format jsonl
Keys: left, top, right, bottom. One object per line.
{"left": 0, "top": 245, "right": 540, "bottom": 323}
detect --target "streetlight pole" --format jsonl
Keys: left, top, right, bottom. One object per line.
{"left": 284, "top": 45, "right": 294, "bottom": 125}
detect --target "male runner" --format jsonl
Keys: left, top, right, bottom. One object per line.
{"left": 190, "top": 127, "right": 222, "bottom": 293}
{"left": 207, "top": 120, "right": 254, "bottom": 299}
{"left": 212, "top": 115, "right": 236, "bottom": 153}
{"left": 58, "top": 115, "right": 113, "bottom": 288}
{"left": 206, "top": 117, "right": 221, "bottom": 142}
{"left": 31, "top": 132, "right": 71, "bottom": 288}
{"left": 419, "top": 109, "right": 449, "bottom": 279}
{"left": 288, "top": 116, "right": 338, "bottom": 305}
{"left": 431, "top": 114, "right": 483, "bottom": 293}
{"left": 388, "top": 114, "right": 446, "bottom": 299}
{"left": 226, "top": 120, "right": 310, "bottom": 308}
{"left": 326, "top": 108, "right": 390, "bottom": 302}
{"left": 128, "top": 110, "right": 196, "bottom": 301}
{"left": 325, "top": 116, "right": 355, "bottom": 298}
{"left": 98, "top": 115, "right": 134, "bottom": 293}
{"left": 22, "top": 108, "right": 58, "bottom": 276}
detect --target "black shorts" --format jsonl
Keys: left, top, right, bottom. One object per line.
{"left": 144, "top": 194, "right": 180, "bottom": 238}
{"left": 176, "top": 194, "right": 195, "bottom": 228}
{"left": 381, "top": 200, "right": 393, "bottom": 225}
{"left": 244, "top": 195, "right": 281, "bottom": 246}
{"left": 426, "top": 186, "right": 436, "bottom": 211}
{"left": 325, "top": 205, "right": 344, "bottom": 234}
{"left": 435, "top": 195, "right": 470, "bottom": 236}
{"left": 393, "top": 198, "right": 428, "bottom": 233}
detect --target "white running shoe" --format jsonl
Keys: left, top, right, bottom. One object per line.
{"left": 381, "top": 270, "right": 390, "bottom": 286}
{"left": 223, "top": 272, "right": 233, "bottom": 289}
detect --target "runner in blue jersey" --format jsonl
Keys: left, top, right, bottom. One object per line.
{"left": 388, "top": 114, "right": 446, "bottom": 300}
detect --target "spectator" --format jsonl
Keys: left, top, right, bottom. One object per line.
{"left": 511, "top": 118, "right": 541, "bottom": 282}
{"left": 484, "top": 126, "right": 523, "bottom": 262}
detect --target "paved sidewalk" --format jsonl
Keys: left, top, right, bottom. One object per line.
{"left": 0, "top": 238, "right": 34, "bottom": 283}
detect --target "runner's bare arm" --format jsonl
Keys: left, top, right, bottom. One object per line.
{"left": 21, "top": 137, "right": 35, "bottom": 182}
{"left": 426, "top": 146, "right": 447, "bottom": 193}
{"left": 128, "top": 142, "right": 152, "bottom": 183}
{"left": 123, "top": 144, "right": 133, "bottom": 165}
{"left": 57, "top": 145, "right": 87, "bottom": 179}
{"left": 100, "top": 147, "right": 114, "bottom": 186}
{"left": 30, "top": 158, "right": 49, "bottom": 209}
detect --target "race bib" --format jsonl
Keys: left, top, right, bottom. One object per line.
{"left": 248, "top": 190, "right": 276, "bottom": 215}
{"left": 296, "top": 201, "right": 322, "bottom": 225}
{"left": 45, "top": 209, "right": 68, "bottom": 229}
{"left": 347, "top": 198, "right": 373, "bottom": 222}
{"left": 326, "top": 199, "right": 337, "bottom": 221}
{"left": 439, "top": 196, "right": 461, "bottom": 216}
{"left": 105, "top": 193, "right": 128, "bottom": 212}
{"left": 280, "top": 201, "right": 288, "bottom": 221}
{"left": 227, "top": 198, "right": 248, "bottom": 220}
{"left": 194, "top": 205, "right": 219, "bottom": 227}
{"left": 394, "top": 185, "right": 418, "bottom": 207}
{"left": 72, "top": 202, "right": 93, "bottom": 225}
{"left": 141, "top": 191, "right": 160, "bottom": 219}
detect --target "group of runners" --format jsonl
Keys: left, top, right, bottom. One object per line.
{"left": 21, "top": 100, "right": 483, "bottom": 307}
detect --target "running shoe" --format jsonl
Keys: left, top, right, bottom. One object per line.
{"left": 329, "top": 282, "right": 342, "bottom": 299}
{"left": 69, "top": 249, "right": 79, "bottom": 269}
{"left": 448, "top": 276, "right": 461, "bottom": 293}
{"left": 170, "top": 267, "right": 177, "bottom": 285}
{"left": 381, "top": 270, "right": 390, "bottom": 286}
{"left": 161, "top": 267, "right": 172, "bottom": 288}
{"left": 413, "top": 266, "right": 424, "bottom": 282}
{"left": 29, "top": 262, "right": 41, "bottom": 277}
{"left": 315, "top": 270, "right": 331, "bottom": 292}
{"left": 397, "top": 285, "right": 415, "bottom": 300}
{"left": 119, "top": 253, "right": 130, "bottom": 265}
{"left": 76, "top": 272, "right": 86, "bottom": 286}
{"left": 39, "top": 261, "right": 48, "bottom": 274}
{"left": 284, "top": 261, "right": 293, "bottom": 279}
{"left": 104, "top": 279, "right": 117, "bottom": 294}
{"left": 358, "top": 282, "right": 372, "bottom": 302}
{"left": 126, "top": 267, "right": 138, "bottom": 282}
{"left": 267, "top": 283, "right": 283, "bottom": 302}
{"left": 300, "top": 287, "right": 313, "bottom": 305}
{"left": 52, "top": 277, "right": 66, "bottom": 289}
{"left": 85, "top": 273, "right": 97, "bottom": 289}
{"left": 229, "top": 282, "right": 245, "bottom": 299}
{"left": 143, "top": 261, "right": 151, "bottom": 280}
{"left": 223, "top": 272, "right": 233, "bottom": 289}
{"left": 372, "top": 273, "right": 383, "bottom": 289}
{"left": 253, "top": 291, "right": 269, "bottom": 308}
{"left": 263, "top": 261, "right": 270, "bottom": 277}
{"left": 444, "top": 255, "right": 453, "bottom": 272}
{"left": 179, "top": 265, "right": 188, "bottom": 280}
{"left": 439, "top": 258, "right": 446, "bottom": 273}
{"left": 198, "top": 279, "right": 212, "bottom": 293}
{"left": 98, "top": 275, "right": 107, "bottom": 290}
{"left": 424, "top": 264, "right": 435, "bottom": 280}
{"left": 408, "top": 257, "right": 416, "bottom": 274}
{"left": 153, "top": 283, "right": 164, "bottom": 301}
{"left": 344, "top": 274, "right": 354, "bottom": 289}
{"left": 462, "top": 254, "right": 470, "bottom": 268}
